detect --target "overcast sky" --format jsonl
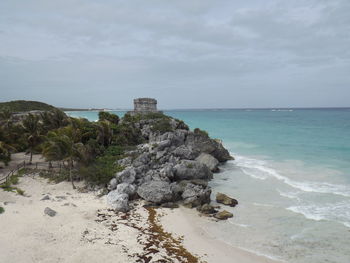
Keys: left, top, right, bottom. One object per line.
{"left": 0, "top": 0, "right": 349, "bottom": 109}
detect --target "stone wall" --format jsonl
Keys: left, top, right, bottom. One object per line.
{"left": 134, "top": 98, "right": 158, "bottom": 112}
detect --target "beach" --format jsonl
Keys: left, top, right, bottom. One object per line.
{"left": 0, "top": 175, "right": 278, "bottom": 263}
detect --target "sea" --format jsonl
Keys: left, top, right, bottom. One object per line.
{"left": 66, "top": 108, "right": 350, "bottom": 263}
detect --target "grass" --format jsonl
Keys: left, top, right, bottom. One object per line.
{"left": 0, "top": 173, "right": 25, "bottom": 195}
{"left": 0, "top": 206, "right": 4, "bottom": 214}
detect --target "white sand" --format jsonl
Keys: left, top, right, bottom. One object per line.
{"left": 0, "top": 175, "right": 280, "bottom": 263}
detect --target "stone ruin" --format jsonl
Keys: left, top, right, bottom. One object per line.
{"left": 128, "top": 98, "right": 162, "bottom": 115}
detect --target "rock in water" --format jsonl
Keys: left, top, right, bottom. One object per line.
{"left": 137, "top": 181, "right": 173, "bottom": 204}
{"left": 195, "top": 153, "right": 219, "bottom": 172}
{"left": 216, "top": 193, "right": 238, "bottom": 207}
{"left": 44, "top": 207, "right": 57, "bottom": 217}
{"left": 197, "top": 204, "right": 217, "bottom": 214}
{"left": 214, "top": 210, "right": 233, "bottom": 220}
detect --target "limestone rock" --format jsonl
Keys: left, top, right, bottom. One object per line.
{"left": 216, "top": 193, "right": 238, "bottom": 207}
{"left": 214, "top": 210, "right": 233, "bottom": 220}
{"left": 107, "top": 191, "right": 129, "bottom": 212}
{"left": 41, "top": 195, "right": 50, "bottom": 201}
{"left": 197, "top": 204, "right": 217, "bottom": 214}
{"left": 174, "top": 160, "right": 213, "bottom": 181}
{"left": 137, "top": 181, "right": 173, "bottom": 204}
{"left": 44, "top": 207, "right": 57, "bottom": 217}
{"left": 195, "top": 153, "right": 219, "bottom": 172}
{"left": 181, "top": 183, "right": 211, "bottom": 208}
{"left": 116, "top": 167, "right": 136, "bottom": 184}
{"left": 185, "top": 132, "right": 233, "bottom": 162}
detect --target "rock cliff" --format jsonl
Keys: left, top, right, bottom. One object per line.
{"left": 107, "top": 113, "right": 234, "bottom": 212}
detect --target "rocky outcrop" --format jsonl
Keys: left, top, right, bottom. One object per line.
{"left": 216, "top": 193, "right": 238, "bottom": 207}
{"left": 214, "top": 210, "right": 233, "bottom": 220}
{"left": 107, "top": 113, "right": 235, "bottom": 213}
{"left": 195, "top": 153, "right": 220, "bottom": 172}
{"left": 137, "top": 181, "right": 173, "bottom": 204}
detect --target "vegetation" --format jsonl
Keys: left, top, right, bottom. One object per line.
{"left": 0, "top": 206, "right": 4, "bottom": 214}
{"left": 0, "top": 102, "right": 187, "bottom": 190}
{"left": 194, "top": 128, "right": 209, "bottom": 137}
{"left": 0, "top": 100, "right": 57, "bottom": 112}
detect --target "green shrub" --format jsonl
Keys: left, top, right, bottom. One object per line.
{"left": 151, "top": 119, "right": 173, "bottom": 133}
{"left": 194, "top": 128, "right": 209, "bottom": 137}
{"left": 0, "top": 207, "right": 4, "bottom": 214}
{"left": 78, "top": 154, "right": 124, "bottom": 186}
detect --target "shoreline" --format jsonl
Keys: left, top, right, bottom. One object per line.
{"left": 0, "top": 175, "right": 280, "bottom": 263}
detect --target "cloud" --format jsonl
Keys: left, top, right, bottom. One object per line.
{"left": 0, "top": 0, "right": 349, "bottom": 108}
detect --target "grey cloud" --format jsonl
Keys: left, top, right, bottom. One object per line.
{"left": 0, "top": 0, "right": 349, "bottom": 108}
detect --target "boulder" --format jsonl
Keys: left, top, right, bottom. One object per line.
{"left": 116, "top": 183, "right": 136, "bottom": 197}
{"left": 216, "top": 193, "right": 238, "bottom": 207}
{"left": 172, "top": 145, "right": 197, "bottom": 160}
{"left": 44, "top": 207, "right": 57, "bottom": 217}
{"left": 174, "top": 160, "right": 213, "bottom": 181}
{"left": 107, "top": 191, "right": 129, "bottom": 212}
{"left": 195, "top": 153, "right": 219, "bottom": 172}
{"left": 108, "top": 178, "right": 118, "bottom": 190}
{"left": 197, "top": 204, "right": 217, "bottom": 214}
{"left": 214, "top": 210, "right": 233, "bottom": 220}
{"left": 185, "top": 132, "right": 233, "bottom": 162}
{"left": 116, "top": 167, "right": 136, "bottom": 184}
{"left": 137, "top": 181, "right": 173, "bottom": 204}
{"left": 181, "top": 183, "right": 211, "bottom": 208}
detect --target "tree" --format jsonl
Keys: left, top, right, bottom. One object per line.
{"left": 98, "top": 111, "right": 119, "bottom": 125}
{"left": 22, "top": 114, "right": 42, "bottom": 164}
{"left": 42, "top": 126, "right": 85, "bottom": 189}
{"left": 0, "top": 141, "right": 15, "bottom": 166}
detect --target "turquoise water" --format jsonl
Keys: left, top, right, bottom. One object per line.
{"left": 66, "top": 109, "right": 350, "bottom": 262}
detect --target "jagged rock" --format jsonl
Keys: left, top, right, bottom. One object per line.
{"left": 133, "top": 153, "right": 151, "bottom": 167}
{"left": 185, "top": 132, "right": 233, "bottom": 162}
{"left": 41, "top": 195, "right": 50, "bottom": 201}
{"left": 174, "top": 160, "right": 213, "bottom": 180}
{"left": 108, "top": 178, "right": 118, "bottom": 190}
{"left": 197, "top": 204, "right": 217, "bottom": 214}
{"left": 216, "top": 193, "right": 238, "bottom": 207}
{"left": 159, "top": 164, "right": 174, "bottom": 180}
{"left": 116, "top": 167, "right": 136, "bottom": 184}
{"left": 173, "top": 145, "right": 197, "bottom": 160}
{"left": 107, "top": 191, "right": 129, "bottom": 212}
{"left": 156, "top": 140, "right": 172, "bottom": 151}
{"left": 116, "top": 183, "right": 136, "bottom": 197}
{"left": 196, "top": 153, "right": 219, "bottom": 172}
{"left": 181, "top": 183, "right": 211, "bottom": 208}
{"left": 117, "top": 157, "right": 133, "bottom": 166}
{"left": 214, "top": 210, "right": 233, "bottom": 220}
{"left": 44, "top": 207, "right": 57, "bottom": 217}
{"left": 137, "top": 181, "right": 173, "bottom": 204}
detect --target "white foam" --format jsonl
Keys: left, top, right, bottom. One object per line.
{"left": 287, "top": 202, "right": 350, "bottom": 227}
{"left": 277, "top": 189, "right": 301, "bottom": 201}
{"left": 234, "top": 155, "right": 350, "bottom": 197}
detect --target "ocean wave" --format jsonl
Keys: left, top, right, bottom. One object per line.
{"left": 234, "top": 155, "right": 350, "bottom": 197}
{"left": 287, "top": 202, "right": 350, "bottom": 228}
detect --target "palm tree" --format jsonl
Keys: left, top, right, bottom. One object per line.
{"left": 0, "top": 108, "right": 13, "bottom": 130}
{"left": 42, "top": 127, "right": 85, "bottom": 189}
{"left": 96, "top": 120, "right": 113, "bottom": 147}
{"left": 22, "top": 114, "right": 42, "bottom": 164}
{"left": 0, "top": 141, "right": 15, "bottom": 166}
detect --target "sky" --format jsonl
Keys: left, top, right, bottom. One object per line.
{"left": 0, "top": 0, "right": 349, "bottom": 109}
